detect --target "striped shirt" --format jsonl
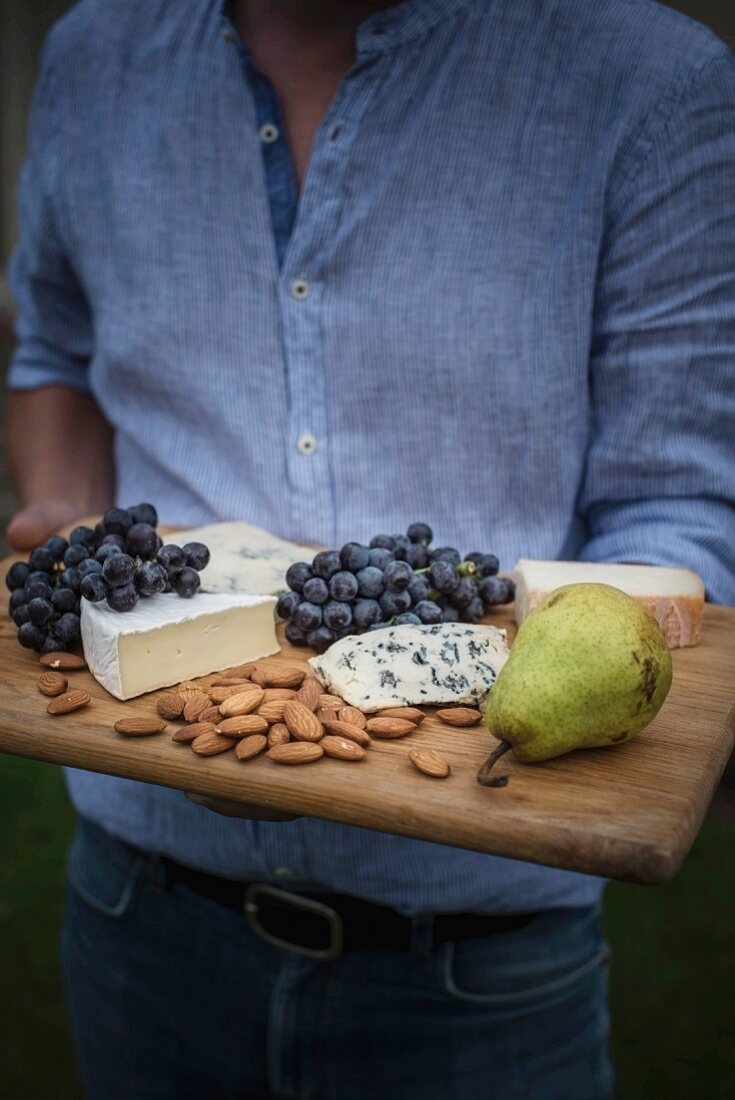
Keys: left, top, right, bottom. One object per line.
{"left": 7, "top": 0, "right": 735, "bottom": 914}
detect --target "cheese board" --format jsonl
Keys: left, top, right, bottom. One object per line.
{"left": 0, "top": 534, "right": 733, "bottom": 883}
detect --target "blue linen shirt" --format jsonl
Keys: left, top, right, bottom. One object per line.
{"left": 8, "top": 0, "right": 735, "bottom": 914}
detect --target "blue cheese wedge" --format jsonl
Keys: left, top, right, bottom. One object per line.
{"left": 80, "top": 592, "right": 278, "bottom": 700}
{"left": 309, "top": 623, "right": 509, "bottom": 712}
{"left": 173, "top": 521, "right": 310, "bottom": 595}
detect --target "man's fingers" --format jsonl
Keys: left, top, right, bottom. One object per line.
{"left": 6, "top": 500, "right": 86, "bottom": 550}
{"left": 185, "top": 792, "right": 298, "bottom": 821}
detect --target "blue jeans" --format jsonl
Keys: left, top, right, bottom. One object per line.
{"left": 61, "top": 819, "right": 614, "bottom": 1100}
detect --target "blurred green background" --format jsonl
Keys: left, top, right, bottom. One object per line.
{"left": 1, "top": 2, "right": 734, "bottom": 1098}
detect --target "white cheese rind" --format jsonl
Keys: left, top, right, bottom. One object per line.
{"left": 514, "top": 559, "right": 705, "bottom": 648}
{"left": 173, "top": 521, "right": 310, "bottom": 595}
{"left": 81, "top": 592, "right": 278, "bottom": 700}
{"left": 308, "top": 623, "right": 509, "bottom": 712}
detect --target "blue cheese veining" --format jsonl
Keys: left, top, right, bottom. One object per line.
{"left": 309, "top": 623, "right": 509, "bottom": 712}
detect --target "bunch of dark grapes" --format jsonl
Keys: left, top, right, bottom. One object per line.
{"left": 5, "top": 503, "right": 211, "bottom": 651}
{"left": 277, "top": 522, "right": 514, "bottom": 654}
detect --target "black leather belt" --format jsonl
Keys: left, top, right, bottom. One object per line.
{"left": 159, "top": 855, "right": 539, "bottom": 961}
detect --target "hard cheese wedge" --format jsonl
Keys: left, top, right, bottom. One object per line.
{"left": 174, "top": 521, "right": 310, "bottom": 595}
{"left": 514, "top": 559, "right": 705, "bottom": 648}
{"left": 309, "top": 623, "right": 509, "bottom": 712}
{"left": 80, "top": 592, "right": 278, "bottom": 700}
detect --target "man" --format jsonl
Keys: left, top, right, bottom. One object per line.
{"left": 5, "top": 0, "right": 735, "bottom": 1096}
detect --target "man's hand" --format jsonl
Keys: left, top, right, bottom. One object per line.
{"left": 185, "top": 792, "right": 298, "bottom": 821}
{"left": 6, "top": 497, "right": 92, "bottom": 551}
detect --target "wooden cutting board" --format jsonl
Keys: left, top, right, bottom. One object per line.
{"left": 0, "top": 554, "right": 733, "bottom": 883}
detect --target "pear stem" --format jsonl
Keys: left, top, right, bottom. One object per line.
{"left": 477, "top": 741, "right": 512, "bottom": 787}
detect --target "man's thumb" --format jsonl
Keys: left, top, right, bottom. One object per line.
{"left": 6, "top": 501, "right": 85, "bottom": 551}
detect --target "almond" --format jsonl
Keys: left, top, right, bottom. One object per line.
{"left": 409, "top": 748, "right": 451, "bottom": 778}
{"left": 40, "top": 652, "right": 87, "bottom": 670}
{"left": 321, "top": 735, "right": 366, "bottom": 761}
{"left": 218, "top": 687, "right": 265, "bottom": 717}
{"left": 365, "top": 717, "right": 416, "bottom": 739}
{"left": 210, "top": 677, "right": 252, "bottom": 687}
{"left": 183, "top": 691, "right": 213, "bottom": 722}
{"left": 267, "top": 723, "right": 291, "bottom": 747}
{"left": 172, "top": 721, "right": 217, "bottom": 744}
{"left": 114, "top": 716, "right": 167, "bottom": 737}
{"left": 157, "top": 693, "right": 186, "bottom": 720}
{"left": 228, "top": 662, "right": 257, "bottom": 679}
{"left": 258, "top": 700, "right": 290, "bottom": 724}
{"left": 378, "top": 707, "right": 426, "bottom": 724}
{"left": 197, "top": 704, "right": 223, "bottom": 725}
{"left": 46, "top": 689, "right": 90, "bottom": 715}
{"left": 295, "top": 678, "right": 322, "bottom": 712}
{"left": 316, "top": 707, "right": 340, "bottom": 724}
{"left": 210, "top": 685, "right": 251, "bottom": 705}
{"left": 262, "top": 688, "right": 297, "bottom": 702}
{"left": 319, "top": 694, "right": 344, "bottom": 710}
{"left": 251, "top": 665, "right": 306, "bottom": 689}
{"left": 235, "top": 734, "right": 268, "bottom": 761}
{"left": 320, "top": 718, "right": 371, "bottom": 747}
{"left": 267, "top": 742, "right": 324, "bottom": 765}
{"left": 38, "top": 671, "right": 68, "bottom": 697}
{"left": 191, "top": 731, "right": 235, "bottom": 756}
{"left": 338, "top": 706, "right": 367, "bottom": 729}
{"left": 436, "top": 707, "right": 483, "bottom": 727}
{"left": 283, "top": 700, "right": 324, "bottom": 742}
{"left": 216, "top": 714, "right": 269, "bottom": 737}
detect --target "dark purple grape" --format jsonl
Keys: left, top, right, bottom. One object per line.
{"left": 293, "top": 601, "right": 322, "bottom": 632}
{"left": 69, "top": 525, "right": 96, "bottom": 547}
{"left": 407, "top": 575, "right": 429, "bottom": 603}
{"left": 460, "top": 596, "right": 485, "bottom": 623}
{"left": 367, "top": 547, "right": 394, "bottom": 570}
{"left": 352, "top": 598, "right": 383, "bottom": 629}
{"left": 52, "top": 587, "right": 79, "bottom": 614}
{"left": 464, "top": 552, "right": 484, "bottom": 566}
{"left": 107, "top": 582, "right": 139, "bottom": 612}
{"left": 12, "top": 605, "right": 30, "bottom": 627}
{"left": 393, "top": 612, "right": 421, "bottom": 625}
{"left": 126, "top": 523, "right": 159, "bottom": 559}
{"left": 18, "top": 621, "right": 47, "bottom": 650}
{"left": 27, "top": 546, "right": 55, "bottom": 573}
{"left": 414, "top": 599, "right": 443, "bottom": 624}
{"left": 171, "top": 567, "right": 200, "bottom": 598}
{"left": 368, "top": 622, "right": 389, "bottom": 631}
{"left": 311, "top": 549, "right": 341, "bottom": 581}
{"left": 478, "top": 554, "right": 500, "bottom": 577}
{"left": 505, "top": 578, "right": 516, "bottom": 601}
{"left": 129, "top": 503, "right": 158, "bottom": 527}
{"left": 302, "top": 577, "right": 330, "bottom": 605}
{"left": 40, "top": 634, "right": 66, "bottom": 654}
{"left": 428, "top": 559, "right": 459, "bottom": 594}
{"left": 356, "top": 566, "right": 384, "bottom": 598}
{"left": 93, "top": 521, "right": 107, "bottom": 545}
{"left": 430, "top": 547, "right": 461, "bottom": 567}
{"left": 102, "top": 508, "right": 133, "bottom": 536}
{"left": 54, "top": 612, "right": 81, "bottom": 644}
{"left": 102, "top": 553, "right": 136, "bottom": 589}
{"left": 95, "top": 543, "right": 123, "bottom": 565}
{"left": 6, "top": 562, "right": 30, "bottom": 591}
{"left": 80, "top": 573, "right": 108, "bottom": 603}
{"left": 441, "top": 605, "right": 460, "bottom": 622}
{"left": 306, "top": 626, "right": 337, "bottom": 654}
{"left": 450, "top": 576, "right": 477, "bottom": 609}
{"left": 25, "top": 577, "right": 53, "bottom": 601}
{"left": 391, "top": 535, "right": 411, "bottom": 561}
{"left": 333, "top": 623, "right": 357, "bottom": 640}
{"left": 323, "top": 600, "right": 352, "bottom": 630}
{"left": 478, "top": 576, "right": 512, "bottom": 606}
{"left": 369, "top": 534, "right": 396, "bottom": 550}
{"left": 100, "top": 533, "right": 127, "bottom": 551}
{"left": 284, "top": 621, "right": 308, "bottom": 647}
{"left": 404, "top": 543, "right": 429, "bottom": 569}
{"left": 383, "top": 560, "right": 413, "bottom": 593}
{"left": 328, "top": 571, "right": 359, "bottom": 602}
{"left": 285, "top": 561, "right": 312, "bottom": 593}
{"left": 276, "top": 591, "right": 302, "bottom": 620}
{"left": 27, "top": 597, "right": 54, "bottom": 626}
{"left": 339, "top": 542, "right": 370, "bottom": 573}
{"left": 44, "top": 535, "right": 69, "bottom": 561}
{"left": 407, "top": 522, "right": 433, "bottom": 545}
{"left": 58, "top": 568, "right": 81, "bottom": 593}
{"left": 156, "top": 544, "right": 187, "bottom": 575}
{"left": 134, "top": 562, "right": 167, "bottom": 597}
{"left": 9, "top": 589, "right": 26, "bottom": 613}
{"left": 78, "top": 557, "right": 103, "bottom": 577}
{"left": 64, "top": 543, "right": 89, "bottom": 567}
{"left": 379, "top": 590, "right": 412, "bottom": 617}
{"left": 182, "top": 542, "right": 210, "bottom": 571}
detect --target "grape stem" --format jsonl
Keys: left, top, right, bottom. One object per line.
{"left": 456, "top": 561, "right": 477, "bottom": 576}
{"left": 477, "top": 741, "right": 512, "bottom": 786}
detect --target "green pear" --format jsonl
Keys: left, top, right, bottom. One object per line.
{"left": 477, "top": 583, "right": 673, "bottom": 784}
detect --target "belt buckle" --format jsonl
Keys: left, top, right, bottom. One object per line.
{"left": 244, "top": 883, "right": 344, "bottom": 961}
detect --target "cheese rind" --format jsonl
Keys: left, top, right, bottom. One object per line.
{"left": 514, "top": 559, "right": 705, "bottom": 648}
{"left": 309, "top": 623, "right": 509, "bottom": 712}
{"left": 173, "top": 521, "right": 310, "bottom": 595}
{"left": 81, "top": 592, "right": 278, "bottom": 700}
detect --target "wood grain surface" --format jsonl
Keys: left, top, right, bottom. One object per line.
{"left": 0, "top": 552, "right": 733, "bottom": 883}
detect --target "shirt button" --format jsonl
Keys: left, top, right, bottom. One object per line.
{"left": 290, "top": 279, "right": 311, "bottom": 300}
{"left": 220, "top": 26, "right": 236, "bottom": 42}
{"left": 274, "top": 866, "right": 295, "bottom": 880}
{"left": 259, "top": 123, "right": 279, "bottom": 144}
{"left": 297, "top": 434, "right": 317, "bottom": 456}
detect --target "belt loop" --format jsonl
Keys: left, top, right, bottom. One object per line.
{"left": 409, "top": 914, "right": 435, "bottom": 957}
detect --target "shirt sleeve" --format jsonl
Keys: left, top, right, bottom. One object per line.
{"left": 6, "top": 36, "right": 93, "bottom": 394}
{"left": 578, "top": 51, "right": 735, "bottom": 604}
